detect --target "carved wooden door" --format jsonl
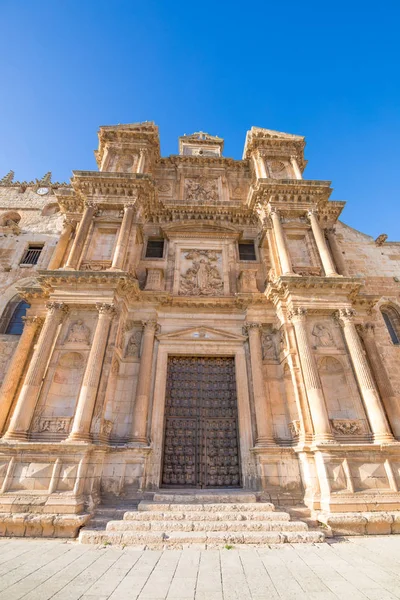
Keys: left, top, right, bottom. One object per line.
{"left": 161, "top": 357, "right": 241, "bottom": 488}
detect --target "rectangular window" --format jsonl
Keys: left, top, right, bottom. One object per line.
{"left": 145, "top": 239, "right": 164, "bottom": 259}
{"left": 238, "top": 242, "right": 257, "bottom": 261}
{"left": 20, "top": 244, "right": 44, "bottom": 265}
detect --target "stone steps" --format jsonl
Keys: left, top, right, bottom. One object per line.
{"left": 79, "top": 492, "right": 325, "bottom": 548}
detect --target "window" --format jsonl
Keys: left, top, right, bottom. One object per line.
{"left": 381, "top": 307, "right": 400, "bottom": 345}
{"left": 20, "top": 244, "right": 44, "bottom": 266}
{"left": 5, "top": 301, "right": 30, "bottom": 335}
{"left": 238, "top": 242, "right": 257, "bottom": 261}
{"left": 145, "top": 239, "right": 164, "bottom": 259}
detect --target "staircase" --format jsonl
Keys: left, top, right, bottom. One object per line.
{"left": 79, "top": 492, "right": 324, "bottom": 548}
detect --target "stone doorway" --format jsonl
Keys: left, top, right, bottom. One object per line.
{"left": 161, "top": 356, "right": 241, "bottom": 488}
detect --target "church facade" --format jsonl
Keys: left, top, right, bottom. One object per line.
{"left": 0, "top": 122, "right": 400, "bottom": 537}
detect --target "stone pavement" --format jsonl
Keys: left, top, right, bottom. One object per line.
{"left": 1, "top": 537, "right": 400, "bottom": 599}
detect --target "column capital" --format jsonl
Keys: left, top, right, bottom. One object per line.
{"left": 335, "top": 308, "right": 356, "bottom": 323}
{"left": 325, "top": 226, "right": 336, "bottom": 235}
{"left": 46, "top": 301, "right": 69, "bottom": 315}
{"left": 96, "top": 303, "right": 116, "bottom": 318}
{"left": 288, "top": 307, "right": 308, "bottom": 322}
{"left": 268, "top": 206, "right": 281, "bottom": 218}
{"left": 307, "top": 208, "right": 319, "bottom": 219}
{"left": 243, "top": 321, "right": 262, "bottom": 335}
{"left": 356, "top": 322, "right": 375, "bottom": 338}
{"left": 22, "top": 315, "right": 44, "bottom": 328}
{"left": 123, "top": 201, "right": 136, "bottom": 211}
{"left": 142, "top": 319, "right": 160, "bottom": 333}
{"left": 63, "top": 218, "right": 77, "bottom": 231}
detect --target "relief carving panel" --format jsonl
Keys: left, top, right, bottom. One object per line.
{"left": 184, "top": 177, "right": 219, "bottom": 203}
{"left": 180, "top": 249, "right": 223, "bottom": 296}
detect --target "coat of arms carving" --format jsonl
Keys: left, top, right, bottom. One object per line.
{"left": 180, "top": 249, "right": 223, "bottom": 296}
{"left": 184, "top": 177, "right": 219, "bottom": 202}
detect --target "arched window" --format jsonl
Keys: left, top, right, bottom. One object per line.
{"left": 4, "top": 300, "right": 30, "bottom": 335}
{"left": 381, "top": 306, "right": 400, "bottom": 345}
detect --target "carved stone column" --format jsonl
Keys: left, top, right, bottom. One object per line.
{"left": 111, "top": 203, "right": 135, "bottom": 270}
{"left": 67, "top": 303, "right": 116, "bottom": 442}
{"left": 244, "top": 322, "right": 275, "bottom": 446}
{"left": 338, "top": 309, "right": 394, "bottom": 443}
{"left": 0, "top": 316, "right": 43, "bottom": 434}
{"left": 290, "top": 156, "right": 302, "bottom": 179}
{"left": 307, "top": 210, "right": 339, "bottom": 277}
{"left": 3, "top": 303, "right": 68, "bottom": 440}
{"left": 64, "top": 202, "right": 96, "bottom": 270}
{"left": 48, "top": 219, "right": 76, "bottom": 270}
{"left": 269, "top": 208, "right": 294, "bottom": 276}
{"left": 325, "top": 227, "right": 348, "bottom": 276}
{"left": 288, "top": 308, "right": 334, "bottom": 443}
{"left": 357, "top": 322, "right": 400, "bottom": 439}
{"left": 131, "top": 319, "right": 158, "bottom": 444}
{"left": 136, "top": 148, "right": 146, "bottom": 174}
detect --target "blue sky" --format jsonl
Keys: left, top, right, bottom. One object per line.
{"left": 0, "top": 0, "right": 399, "bottom": 239}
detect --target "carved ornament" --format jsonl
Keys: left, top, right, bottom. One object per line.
{"left": 180, "top": 249, "right": 223, "bottom": 296}
{"left": 185, "top": 177, "right": 219, "bottom": 203}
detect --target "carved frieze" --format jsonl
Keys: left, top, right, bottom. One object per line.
{"left": 36, "top": 417, "right": 73, "bottom": 434}
{"left": 330, "top": 419, "right": 364, "bottom": 435}
{"left": 184, "top": 177, "right": 219, "bottom": 203}
{"left": 180, "top": 249, "right": 223, "bottom": 296}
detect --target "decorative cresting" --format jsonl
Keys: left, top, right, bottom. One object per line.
{"left": 268, "top": 207, "right": 295, "bottom": 276}
{"left": 288, "top": 308, "right": 334, "bottom": 443}
{"left": 48, "top": 218, "right": 77, "bottom": 270}
{"left": 67, "top": 303, "right": 116, "bottom": 442}
{"left": 64, "top": 201, "right": 98, "bottom": 270}
{"left": 111, "top": 201, "right": 136, "bottom": 271}
{"left": 357, "top": 322, "right": 400, "bottom": 439}
{"left": 131, "top": 319, "right": 159, "bottom": 444}
{"left": 0, "top": 315, "right": 44, "bottom": 434}
{"left": 336, "top": 309, "right": 394, "bottom": 443}
{"left": 3, "top": 303, "right": 68, "bottom": 441}
{"left": 243, "top": 322, "right": 275, "bottom": 446}
{"left": 307, "top": 210, "right": 339, "bottom": 277}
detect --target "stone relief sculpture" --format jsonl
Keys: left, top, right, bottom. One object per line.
{"left": 66, "top": 320, "right": 91, "bottom": 344}
{"left": 185, "top": 177, "right": 219, "bottom": 202}
{"left": 312, "top": 323, "right": 334, "bottom": 347}
{"left": 180, "top": 249, "right": 223, "bottom": 296}
{"left": 125, "top": 330, "right": 142, "bottom": 358}
{"left": 261, "top": 332, "right": 277, "bottom": 360}
{"left": 267, "top": 160, "right": 290, "bottom": 179}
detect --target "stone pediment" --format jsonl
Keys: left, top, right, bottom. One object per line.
{"left": 157, "top": 326, "right": 246, "bottom": 343}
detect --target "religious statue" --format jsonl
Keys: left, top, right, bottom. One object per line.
{"left": 312, "top": 324, "right": 334, "bottom": 347}
{"left": 66, "top": 320, "right": 91, "bottom": 344}
{"left": 180, "top": 250, "right": 223, "bottom": 296}
{"left": 125, "top": 330, "right": 142, "bottom": 358}
{"left": 262, "top": 332, "right": 277, "bottom": 360}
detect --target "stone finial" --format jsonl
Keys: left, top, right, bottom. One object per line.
{"left": 375, "top": 234, "right": 388, "bottom": 246}
{"left": 0, "top": 170, "right": 14, "bottom": 184}
{"left": 36, "top": 172, "right": 52, "bottom": 185}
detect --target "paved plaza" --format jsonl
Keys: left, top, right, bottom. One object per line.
{"left": 0, "top": 537, "right": 400, "bottom": 599}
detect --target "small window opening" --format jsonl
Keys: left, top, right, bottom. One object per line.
{"left": 145, "top": 239, "right": 164, "bottom": 259}
{"left": 5, "top": 301, "right": 30, "bottom": 335}
{"left": 20, "top": 244, "right": 44, "bottom": 265}
{"left": 239, "top": 242, "right": 257, "bottom": 261}
{"left": 382, "top": 310, "right": 400, "bottom": 345}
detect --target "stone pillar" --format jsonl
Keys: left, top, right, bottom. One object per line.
{"left": 357, "top": 322, "right": 400, "bottom": 439}
{"left": 0, "top": 316, "right": 44, "bottom": 434}
{"left": 269, "top": 208, "right": 295, "bottom": 276}
{"left": 131, "top": 319, "right": 158, "bottom": 444}
{"left": 307, "top": 210, "right": 339, "bottom": 277}
{"left": 64, "top": 202, "right": 96, "bottom": 270}
{"left": 67, "top": 303, "right": 116, "bottom": 442}
{"left": 325, "top": 227, "right": 348, "bottom": 276}
{"left": 3, "top": 303, "right": 68, "bottom": 441}
{"left": 290, "top": 156, "right": 302, "bottom": 179}
{"left": 338, "top": 309, "right": 394, "bottom": 443}
{"left": 288, "top": 308, "right": 334, "bottom": 443}
{"left": 47, "top": 219, "right": 76, "bottom": 270}
{"left": 136, "top": 149, "right": 146, "bottom": 174}
{"left": 111, "top": 203, "right": 135, "bottom": 270}
{"left": 244, "top": 322, "right": 275, "bottom": 446}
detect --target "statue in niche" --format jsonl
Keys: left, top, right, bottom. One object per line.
{"left": 125, "top": 330, "right": 142, "bottom": 358}
{"left": 312, "top": 324, "right": 334, "bottom": 347}
{"left": 180, "top": 250, "right": 223, "bottom": 296}
{"left": 66, "top": 320, "right": 91, "bottom": 344}
{"left": 279, "top": 329, "right": 288, "bottom": 353}
{"left": 262, "top": 332, "right": 277, "bottom": 360}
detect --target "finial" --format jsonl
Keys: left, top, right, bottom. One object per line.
{"left": 0, "top": 170, "right": 14, "bottom": 184}
{"left": 36, "top": 172, "right": 52, "bottom": 185}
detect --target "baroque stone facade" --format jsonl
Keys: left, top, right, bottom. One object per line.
{"left": 0, "top": 123, "right": 400, "bottom": 537}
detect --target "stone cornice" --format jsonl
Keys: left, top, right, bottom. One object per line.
{"left": 158, "top": 155, "right": 248, "bottom": 170}
{"left": 242, "top": 127, "right": 306, "bottom": 169}
{"left": 265, "top": 275, "right": 364, "bottom": 305}
{"left": 36, "top": 270, "right": 140, "bottom": 299}
{"left": 95, "top": 122, "right": 160, "bottom": 167}
{"left": 248, "top": 179, "right": 333, "bottom": 212}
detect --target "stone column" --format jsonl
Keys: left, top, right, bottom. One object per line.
{"left": 47, "top": 219, "right": 76, "bottom": 270}
{"left": 67, "top": 303, "right": 116, "bottom": 442}
{"left": 288, "top": 308, "right": 334, "bottom": 443}
{"left": 111, "top": 203, "right": 135, "bottom": 270}
{"left": 357, "top": 322, "right": 400, "bottom": 439}
{"left": 290, "top": 156, "right": 302, "bottom": 179}
{"left": 307, "top": 210, "right": 339, "bottom": 277}
{"left": 3, "top": 302, "right": 68, "bottom": 441}
{"left": 136, "top": 149, "right": 146, "bottom": 174}
{"left": 325, "top": 227, "right": 348, "bottom": 276}
{"left": 64, "top": 202, "right": 96, "bottom": 270}
{"left": 269, "top": 208, "right": 295, "bottom": 276}
{"left": 338, "top": 309, "right": 394, "bottom": 443}
{"left": 0, "top": 315, "right": 44, "bottom": 434}
{"left": 131, "top": 319, "right": 158, "bottom": 444}
{"left": 244, "top": 322, "right": 275, "bottom": 446}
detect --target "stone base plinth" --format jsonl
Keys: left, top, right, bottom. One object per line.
{"left": 317, "top": 511, "right": 400, "bottom": 536}
{"left": 0, "top": 512, "right": 90, "bottom": 538}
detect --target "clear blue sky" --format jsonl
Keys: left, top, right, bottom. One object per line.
{"left": 1, "top": 0, "right": 399, "bottom": 239}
